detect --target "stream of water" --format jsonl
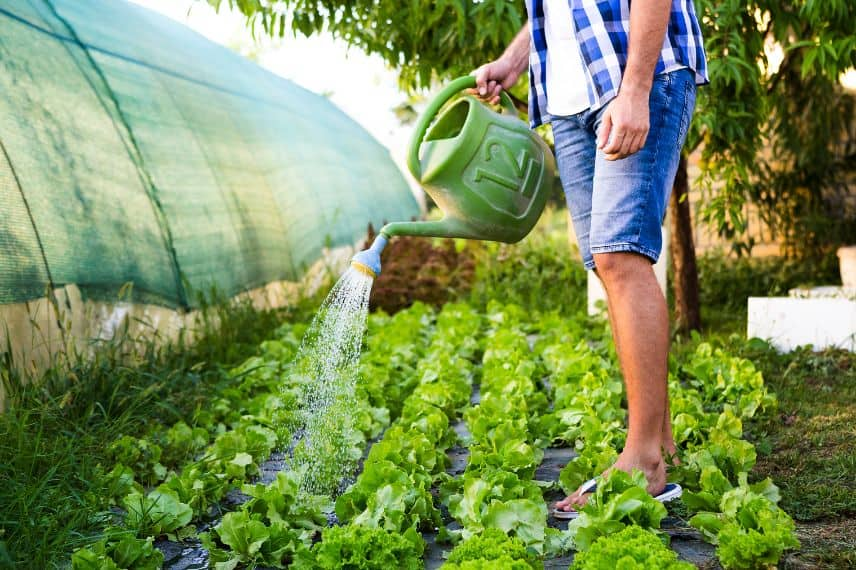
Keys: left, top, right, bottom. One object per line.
{"left": 286, "top": 266, "right": 374, "bottom": 494}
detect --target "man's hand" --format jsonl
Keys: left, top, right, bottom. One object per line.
{"left": 473, "top": 58, "right": 522, "bottom": 105}
{"left": 598, "top": 85, "right": 650, "bottom": 161}
{"left": 472, "top": 23, "right": 530, "bottom": 104}
{"left": 598, "top": 0, "right": 671, "bottom": 161}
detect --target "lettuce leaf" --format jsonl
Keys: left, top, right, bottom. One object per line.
{"left": 690, "top": 479, "right": 799, "bottom": 569}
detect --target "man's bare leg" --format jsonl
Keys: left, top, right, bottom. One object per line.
{"left": 556, "top": 252, "right": 670, "bottom": 511}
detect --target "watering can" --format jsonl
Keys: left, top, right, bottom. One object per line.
{"left": 351, "top": 76, "right": 556, "bottom": 278}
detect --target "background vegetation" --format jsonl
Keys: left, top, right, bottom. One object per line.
{"left": 212, "top": 0, "right": 856, "bottom": 332}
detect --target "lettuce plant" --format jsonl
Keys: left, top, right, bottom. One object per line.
{"left": 568, "top": 470, "right": 668, "bottom": 551}
{"left": 298, "top": 525, "right": 425, "bottom": 569}
{"left": 571, "top": 525, "right": 693, "bottom": 569}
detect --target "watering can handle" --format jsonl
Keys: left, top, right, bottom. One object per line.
{"left": 407, "top": 76, "right": 518, "bottom": 180}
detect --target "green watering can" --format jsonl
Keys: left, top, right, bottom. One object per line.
{"left": 352, "top": 76, "right": 556, "bottom": 277}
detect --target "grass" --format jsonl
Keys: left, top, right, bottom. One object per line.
{"left": 0, "top": 289, "right": 328, "bottom": 569}
{"left": 744, "top": 346, "right": 855, "bottom": 521}
{"left": 736, "top": 344, "right": 855, "bottom": 568}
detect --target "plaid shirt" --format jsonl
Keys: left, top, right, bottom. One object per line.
{"left": 527, "top": 0, "right": 709, "bottom": 127}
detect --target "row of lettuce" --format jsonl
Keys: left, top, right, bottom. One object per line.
{"left": 533, "top": 308, "right": 798, "bottom": 569}
{"left": 73, "top": 300, "right": 800, "bottom": 570}
{"left": 72, "top": 303, "right": 439, "bottom": 569}
{"left": 433, "top": 304, "right": 691, "bottom": 569}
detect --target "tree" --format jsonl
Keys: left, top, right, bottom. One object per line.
{"left": 674, "top": 0, "right": 856, "bottom": 330}
{"left": 213, "top": 0, "right": 856, "bottom": 331}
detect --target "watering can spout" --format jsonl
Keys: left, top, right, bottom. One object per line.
{"left": 350, "top": 234, "right": 388, "bottom": 278}
{"left": 380, "top": 220, "right": 460, "bottom": 239}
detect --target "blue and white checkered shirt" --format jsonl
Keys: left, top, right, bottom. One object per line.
{"left": 527, "top": 0, "right": 709, "bottom": 127}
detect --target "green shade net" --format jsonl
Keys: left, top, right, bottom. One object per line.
{"left": 0, "top": 0, "right": 419, "bottom": 308}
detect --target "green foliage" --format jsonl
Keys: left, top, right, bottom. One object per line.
{"left": 301, "top": 525, "right": 425, "bottom": 570}
{"left": 468, "top": 210, "right": 587, "bottom": 316}
{"left": 0, "top": 294, "right": 290, "bottom": 567}
{"left": 122, "top": 490, "right": 193, "bottom": 537}
{"left": 691, "top": 0, "right": 856, "bottom": 256}
{"left": 208, "top": 0, "right": 523, "bottom": 90}
{"left": 200, "top": 472, "right": 329, "bottom": 569}
{"left": 568, "top": 470, "right": 668, "bottom": 552}
{"left": 6, "top": 244, "right": 834, "bottom": 570}
{"left": 696, "top": 250, "right": 840, "bottom": 328}
{"left": 682, "top": 343, "right": 776, "bottom": 420}
{"left": 71, "top": 532, "right": 163, "bottom": 570}
{"left": 442, "top": 528, "right": 543, "bottom": 569}
{"left": 690, "top": 481, "right": 800, "bottom": 569}
{"left": 107, "top": 436, "right": 167, "bottom": 486}
{"left": 465, "top": 395, "right": 544, "bottom": 478}
{"left": 160, "top": 421, "right": 209, "bottom": 466}
{"left": 365, "top": 425, "right": 448, "bottom": 484}
{"left": 571, "top": 525, "right": 693, "bottom": 570}
{"left": 156, "top": 464, "right": 229, "bottom": 517}
{"left": 335, "top": 458, "right": 441, "bottom": 532}
{"left": 201, "top": 510, "right": 312, "bottom": 569}
{"left": 242, "top": 471, "right": 330, "bottom": 529}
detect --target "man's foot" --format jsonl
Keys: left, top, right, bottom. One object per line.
{"left": 554, "top": 449, "right": 667, "bottom": 513}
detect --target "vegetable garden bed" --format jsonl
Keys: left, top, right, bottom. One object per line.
{"left": 69, "top": 296, "right": 799, "bottom": 569}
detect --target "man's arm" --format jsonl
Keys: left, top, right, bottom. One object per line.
{"left": 599, "top": 0, "right": 672, "bottom": 160}
{"left": 474, "top": 23, "right": 530, "bottom": 105}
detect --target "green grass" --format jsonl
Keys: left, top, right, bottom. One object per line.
{"left": 747, "top": 347, "right": 855, "bottom": 521}
{"left": 0, "top": 289, "right": 326, "bottom": 569}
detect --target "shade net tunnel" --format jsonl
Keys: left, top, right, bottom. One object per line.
{"left": 0, "top": 0, "right": 419, "bottom": 310}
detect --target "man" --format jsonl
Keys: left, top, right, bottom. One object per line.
{"left": 474, "top": 0, "right": 708, "bottom": 517}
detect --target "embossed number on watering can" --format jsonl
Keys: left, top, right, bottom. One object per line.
{"left": 465, "top": 125, "right": 544, "bottom": 218}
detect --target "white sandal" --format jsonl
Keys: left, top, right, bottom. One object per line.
{"left": 552, "top": 478, "right": 683, "bottom": 520}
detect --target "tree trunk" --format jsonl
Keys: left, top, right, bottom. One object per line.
{"left": 669, "top": 154, "right": 702, "bottom": 332}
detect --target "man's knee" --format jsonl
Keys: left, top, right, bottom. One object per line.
{"left": 592, "top": 252, "right": 652, "bottom": 285}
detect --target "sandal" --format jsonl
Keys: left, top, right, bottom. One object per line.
{"left": 551, "top": 478, "right": 683, "bottom": 520}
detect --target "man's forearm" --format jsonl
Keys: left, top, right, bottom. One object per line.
{"left": 622, "top": 0, "right": 672, "bottom": 94}
{"left": 503, "top": 23, "right": 531, "bottom": 76}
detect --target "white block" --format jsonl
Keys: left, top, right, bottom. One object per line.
{"left": 587, "top": 270, "right": 608, "bottom": 316}
{"left": 747, "top": 297, "right": 856, "bottom": 352}
{"left": 587, "top": 226, "right": 669, "bottom": 316}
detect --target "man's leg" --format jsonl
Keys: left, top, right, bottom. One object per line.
{"left": 601, "top": 273, "right": 675, "bottom": 454}
{"left": 592, "top": 251, "right": 669, "bottom": 495}
{"left": 557, "top": 266, "right": 675, "bottom": 508}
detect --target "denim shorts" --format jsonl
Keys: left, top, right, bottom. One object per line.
{"left": 551, "top": 68, "right": 696, "bottom": 270}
